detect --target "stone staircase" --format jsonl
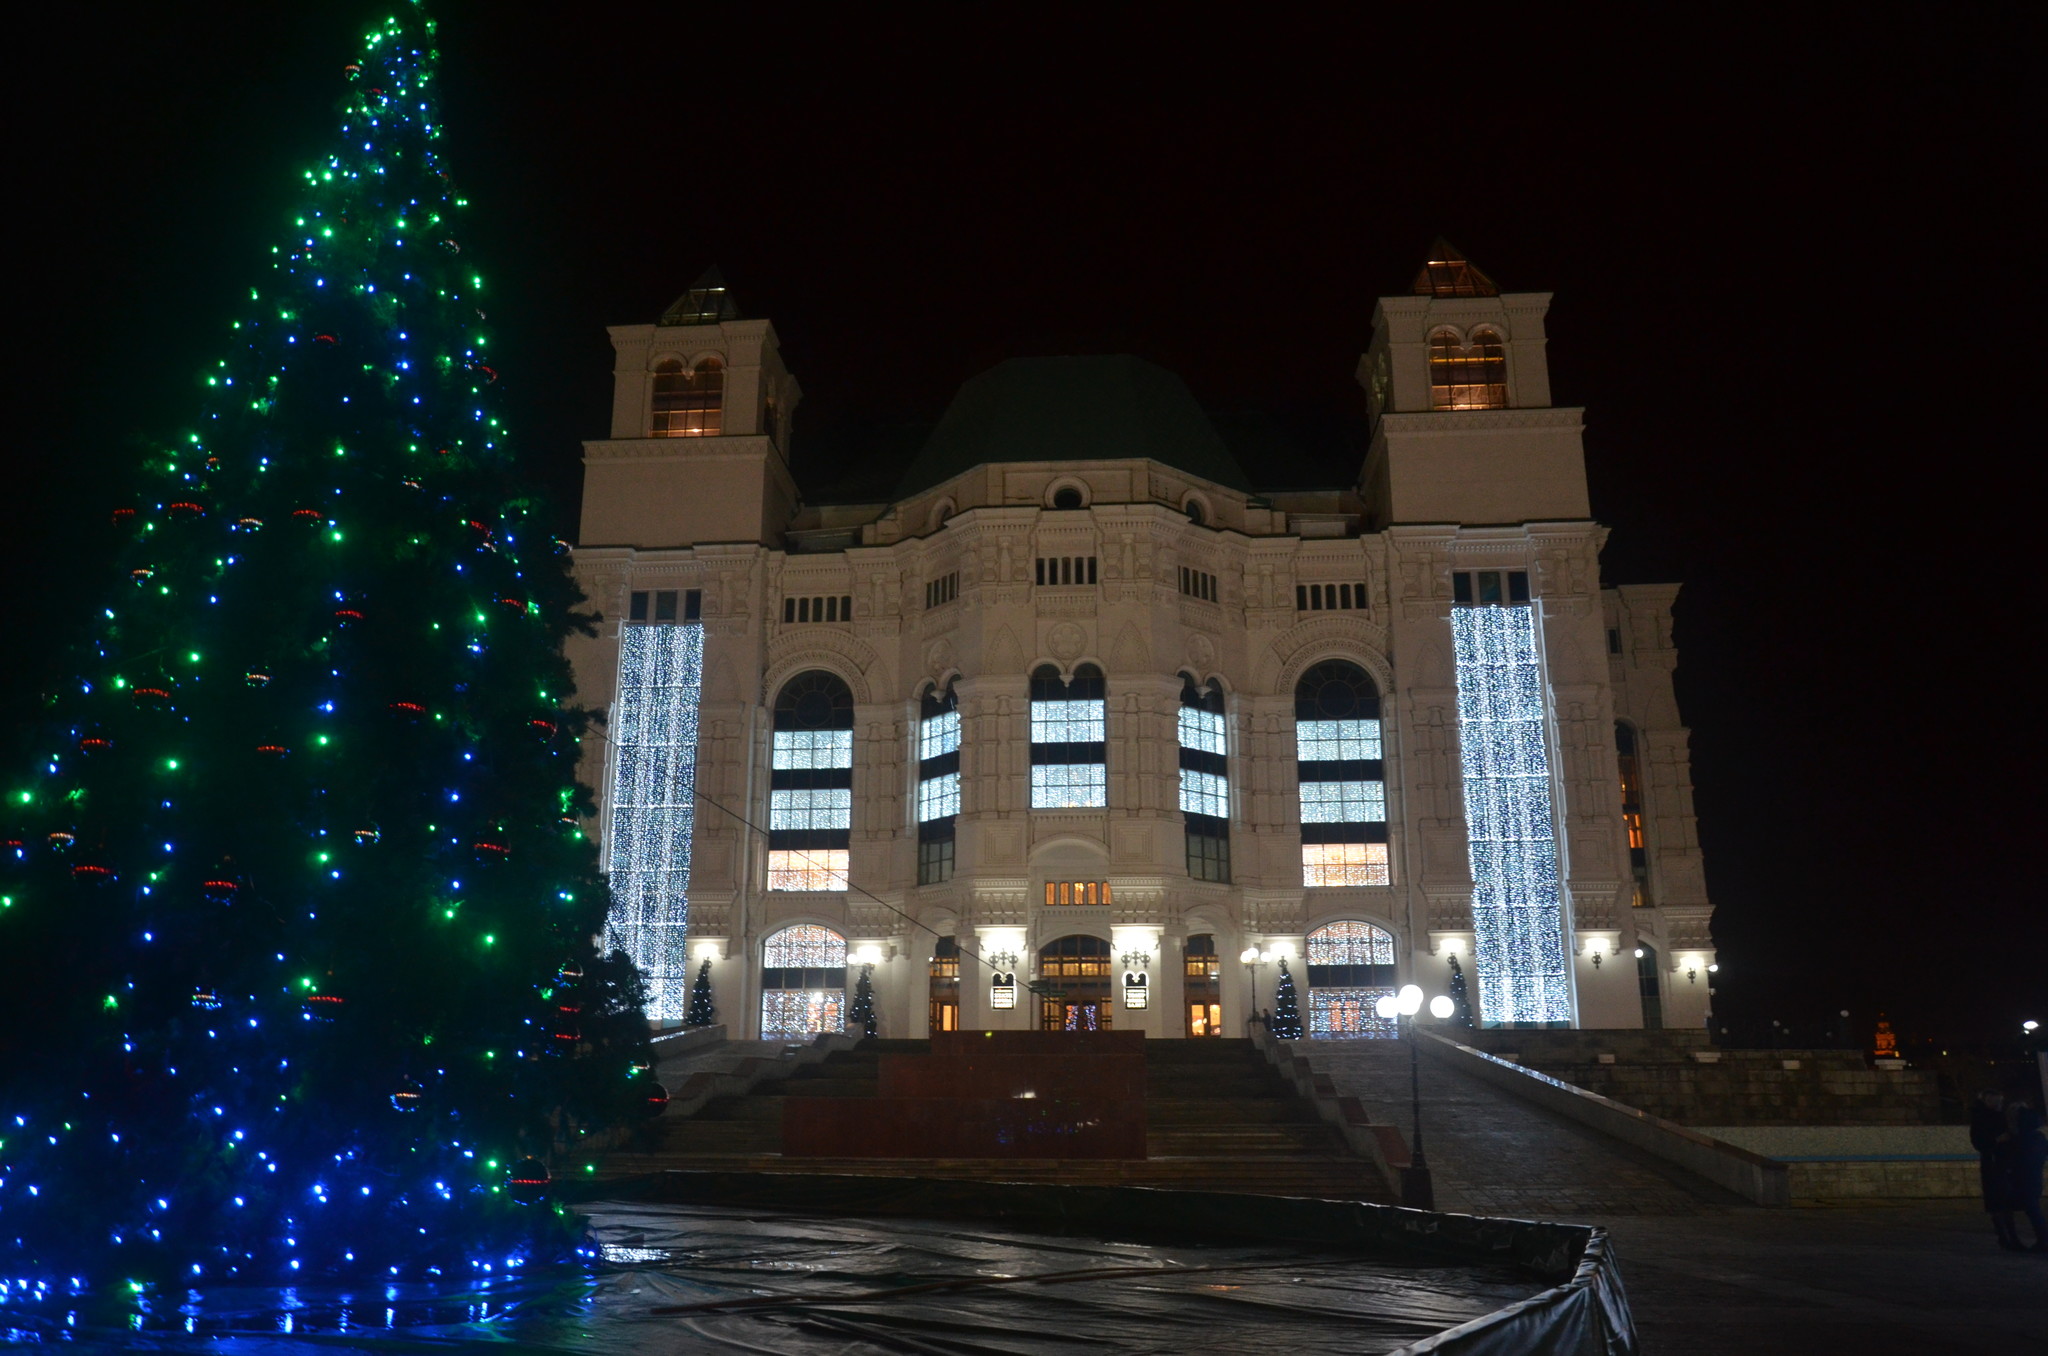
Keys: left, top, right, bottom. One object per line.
{"left": 1457, "top": 1029, "right": 1943, "bottom": 1126}
{"left": 598, "top": 1036, "right": 1393, "bottom": 1200}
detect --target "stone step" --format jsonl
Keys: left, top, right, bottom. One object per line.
{"left": 594, "top": 1153, "right": 1392, "bottom": 1200}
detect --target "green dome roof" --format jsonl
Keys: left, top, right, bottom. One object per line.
{"left": 896, "top": 355, "right": 1249, "bottom": 496}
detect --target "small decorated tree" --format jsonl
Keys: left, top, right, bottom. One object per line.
{"left": 1446, "top": 953, "right": 1477, "bottom": 1028}
{"left": 1271, "top": 960, "right": 1303, "bottom": 1040}
{"left": 849, "top": 964, "right": 878, "bottom": 1038}
{"left": 684, "top": 957, "right": 716, "bottom": 1027}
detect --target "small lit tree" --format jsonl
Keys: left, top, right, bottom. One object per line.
{"left": 849, "top": 963, "right": 877, "bottom": 1038}
{"left": 1446, "top": 953, "right": 1476, "bottom": 1028}
{"left": 1271, "top": 960, "right": 1303, "bottom": 1040}
{"left": 684, "top": 957, "right": 716, "bottom": 1027}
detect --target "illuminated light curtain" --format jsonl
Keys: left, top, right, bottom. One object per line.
{"left": 1453, "top": 603, "right": 1571, "bottom": 1024}
{"left": 1305, "top": 920, "right": 1397, "bottom": 1039}
{"left": 1295, "top": 661, "right": 1388, "bottom": 886}
{"left": 916, "top": 685, "right": 959, "bottom": 884}
{"left": 760, "top": 923, "right": 847, "bottom": 1039}
{"left": 1179, "top": 677, "right": 1230, "bottom": 881}
{"left": 768, "top": 671, "right": 853, "bottom": 891}
{"left": 606, "top": 622, "right": 705, "bottom": 1020}
{"left": 1029, "top": 664, "right": 1106, "bottom": 808}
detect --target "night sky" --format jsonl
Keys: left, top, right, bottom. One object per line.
{"left": 11, "top": 5, "right": 2042, "bottom": 1046}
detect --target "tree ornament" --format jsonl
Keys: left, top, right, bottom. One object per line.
{"left": 110, "top": 507, "right": 136, "bottom": 525}
{"left": 506, "top": 1157, "right": 550, "bottom": 1205}
{"left": 527, "top": 718, "right": 556, "bottom": 742}
{"left": 638, "top": 1078, "right": 670, "bottom": 1117}
{"left": 77, "top": 734, "right": 113, "bottom": 756}
{"left": 234, "top": 516, "right": 264, "bottom": 532}
{"left": 166, "top": 501, "right": 207, "bottom": 521}
{"left": 243, "top": 668, "right": 272, "bottom": 687}
{"left": 46, "top": 831, "right": 75, "bottom": 851}
{"left": 555, "top": 959, "right": 583, "bottom": 986}
{"left": 191, "top": 988, "right": 222, "bottom": 1011}
{"left": 292, "top": 508, "right": 324, "bottom": 525}
{"left": 130, "top": 566, "right": 156, "bottom": 584}
{"left": 201, "top": 875, "right": 241, "bottom": 904}
{"left": 255, "top": 743, "right": 290, "bottom": 759}
{"left": 390, "top": 1077, "right": 423, "bottom": 1112}
{"left": 71, "top": 862, "right": 116, "bottom": 884}
{"left": 132, "top": 685, "right": 174, "bottom": 712}
{"left": 352, "top": 825, "right": 381, "bottom": 846}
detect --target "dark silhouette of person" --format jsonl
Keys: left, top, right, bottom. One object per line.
{"left": 1971, "top": 1090, "right": 2025, "bottom": 1250}
{"left": 2008, "top": 1099, "right": 2048, "bottom": 1251}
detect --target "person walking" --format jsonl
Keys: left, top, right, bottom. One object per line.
{"left": 2009, "top": 1098, "right": 2048, "bottom": 1252}
{"left": 1970, "top": 1090, "right": 2025, "bottom": 1251}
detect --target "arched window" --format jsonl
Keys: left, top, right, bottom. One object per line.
{"left": 1030, "top": 663, "right": 1106, "bottom": 808}
{"left": 1038, "top": 934, "right": 1112, "bottom": 1030}
{"left": 761, "top": 924, "right": 846, "bottom": 1039}
{"left": 1295, "top": 661, "right": 1388, "bottom": 886}
{"left": 1184, "top": 934, "right": 1222, "bottom": 1037}
{"left": 1179, "top": 677, "right": 1229, "bottom": 882}
{"left": 1428, "top": 329, "right": 1507, "bottom": 411}
{"left": 1616, "top": 723, "right": 1650, "bottom": 908}
{"left": 768, "top": 670, "right": 853, "bottom": 891}
{"left": 916, "top": 685, "right": 960, "bottom": 884}
{"left": 1305, "top": 921, "right": 1398, "bottom": 1038}
{"left": 652, "top": 356, "right": 725, "bottom": 436}
{"left": 1051, "top": 484, "right": 1086, "bottom": 510}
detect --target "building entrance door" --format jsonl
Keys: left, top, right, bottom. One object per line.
{"left": 1185, "top": 934, "right": 1223, "bottom": 1036}
{"left": 1037, "top": 935, "right": 1112, "bottom": 1032}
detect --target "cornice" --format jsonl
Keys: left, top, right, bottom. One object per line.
{"left": 1380, "top": 407, "right": 1584, "bottom": 435}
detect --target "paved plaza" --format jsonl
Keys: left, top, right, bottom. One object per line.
{"left": 1303, "top": 1041, "right": 2047, "bottom": 1354}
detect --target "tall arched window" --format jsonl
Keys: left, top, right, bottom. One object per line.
{"left": 1428, "top": 329, "right": 1508, "bottom": 411}
{"left": 1038, "top": 934, "right": 1112, "bottom": 1030}
{"left": 1306, "top": 921, "right": 1398, "bottom": 1038}
{"left": 1616, "top": 723, "right": 1650, "bottom": 908}
{"left": 761, "top": 924, "right": 847, "bottom": 1039}
{"left": 768, "top": 670, "right": 853, "bottom": 891}
{"left": 1179, "top": 677, "right": 1229, "bottom": 882}
{"left": 1030, "top": 664, "right": 1106, "bottom": 808}
{"left": 652, "top": 356, "right": 725, "bottom": 436}
{"left": 1295, "top": 660, "right": 1388, "bottom": 886}
{"left": 1184, "top": 934, "right": 1222, "bottom": 1037}
{"left": 916, "top": 684, "right": 960, "bottom": 884}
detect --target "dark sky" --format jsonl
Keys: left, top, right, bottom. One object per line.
{"left": 10, "top": 5, "right": 2043, "bottom": 1045}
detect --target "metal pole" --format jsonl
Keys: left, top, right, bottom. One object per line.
{"left": 1400, "top": 1010, "right": 1435, "bottom": 1210}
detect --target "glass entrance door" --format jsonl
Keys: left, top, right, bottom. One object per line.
{"left": 1037, "top": 935, "right": 1112, "bottom": 1031}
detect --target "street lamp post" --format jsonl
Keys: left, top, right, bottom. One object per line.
{"left": 1238, "top": 947, "right": 1264, "bottom": 1035}
{"left": 1376, "top": 984, "right": 1456, "bottom": 1210}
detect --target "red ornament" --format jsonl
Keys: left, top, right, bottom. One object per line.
{"left": 496, "top": 596, "right": 526, "bottom": 613}
{"left": 77, "top": 737, "right": 113, "bottom": 756}
{"left": 166, "top": 501, "right": 206, "bottom": 521}
{"left": 130, "top": 567, "right": 155, "bottom": 584}
{"left": 131, "top": 686, "right": 173, "bottom": 711}
{"left": 111, "top": 507, "right": 137, "bottom": 525}
{"left": 640, "top": 1081, "right": 670, "bottom": 1116}
{"left": 472, "top": 840, "right": 511, "bottom": 861}
{"left": 333, "top": 607, "right": 365, "bottom": 625}
{"left": 292, "top": 508, "right": 324, "bottom": 524}
{"left": 527, "top": 718, "right": 556, "bottom": 742}
{"left": 315, "top": 334, "right": 337, "bottom": 345}
{"left": 244, "top": 670, "right": 272, "bottom": 688}
{"left": 387, "top": 700, "right": 425, "bottom": 719}
{"left": 255, "top": 743, "right": 289, "bottom": 759}
{"left": 202, "top": 878, "right": 240, "bottom": 902}
{"left": 72, "top": 863, "right": 116, "bottom": 884}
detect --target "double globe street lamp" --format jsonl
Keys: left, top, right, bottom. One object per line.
{"left": 1375, "top": 984, "right": 1456, "bottom": 1209}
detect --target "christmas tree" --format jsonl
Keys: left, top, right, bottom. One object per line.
{"left": 1445, "top": 953, "right": 1476, "bottom": 1028}
{"left": 0, "top": 5, "right": 650, "bottom": 1286}
{"left": 1271, "top": 960, "right": 1303, "bottom": 1040}
{"left": 684, "top": 957, "right": 716, "bottom": 1027}
{"left": 849, "top": 964, "right": 878, "bottom": 1038}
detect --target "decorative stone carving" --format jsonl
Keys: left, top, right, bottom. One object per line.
{"left": 1046, "top": 620, "right": 1087, "bottom": 661}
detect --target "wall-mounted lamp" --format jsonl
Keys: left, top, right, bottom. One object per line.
{"left": 853, "top": 944, "right": 884, "bottom": 967}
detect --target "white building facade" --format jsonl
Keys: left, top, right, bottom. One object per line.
{"left": 566, "top": 253, "right": 1717, "bottom": 1039}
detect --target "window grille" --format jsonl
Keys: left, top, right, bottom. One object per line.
{"left": 782, "top": 594, "right": 855, "bottom": 624}
{"left": 1294, "top": 581, "right": 1370, "bottom": 612}
{"left": 629, "top": 589, "right": 701, "bottom": 623}
{"left": 1034, "top": 556, "right": 1098, "bottom": 586}
{"left": 1451, "top": 570, "right": 1531, "bottom": 606}
{"left": 1179, "top": 567, "right": 1218, "bottom": 602}
{"left": 924, "top": 572, "right": 959, "bottom": 609}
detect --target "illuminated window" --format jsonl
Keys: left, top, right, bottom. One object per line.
{"left": 760, "top": 923, "right": 847, "bottom": 1039}
{"left": 652, "top": 356, "right": 724, "bottom": 436}
{"left": 1295, "top": 660, "right": 1388, "bottom": 886}
{"left": 1030, "top": 664, "right": 1106, "bottom": 808}
{"left": 1306, "top": 920, "right": 1397, "bottom": 1039}
{"left": 1037, "top": 934, "right": 1112, "bottom": 1032}
{"left": 1179, "top": 677, "right": 1230, "bottom": 882}
{"left": 916, "top": 685, "right": 959, "bottom": 885}
{"left": 768, "top": 670, "right": 853, "bottom": 891}
{"left": 1617, "top": 722, "right": 1650, "bottom": 907}
{"left": 1451, "top": 570, "right": 1530, "bottom": 606}
{"left": 1043, "top": 880, "right": 1112, "bottom": 907}
{"left": 1185, "top": 934, "right": 1222, "bottom": 1037}
{"left": 1428, "top": 330, "right": 1508, "bottom": 411}
{"left": 929, "top": 935, "right": 959, "bottom": 1032}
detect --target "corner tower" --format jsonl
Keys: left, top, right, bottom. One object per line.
{"left": 579, "top": 268, "right": 804, "bottom": 549}
{"left": 1356, "top": 241, "right": 1587, "bottom": 529}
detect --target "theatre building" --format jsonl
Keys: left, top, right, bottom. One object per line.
{"left": 566, "top": 248, "right": 1717, "bottom": 1039}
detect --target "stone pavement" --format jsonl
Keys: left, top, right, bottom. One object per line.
{"left": 1302, "top": 1039, "right": 2047, "bottom": 1354}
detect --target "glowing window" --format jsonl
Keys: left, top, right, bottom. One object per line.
{"left": 1617, "top": 722, "right": 1650, "bottom": 908}
{"left": 1307, "top": 920, "right": 1396, "bottom": 965}
{"left": 1428, "top": 330, "right": 1507, "bottom": 411}
{"left": 1308, "top": 989, "right": 1397, "bottom": 1039}
{"left": 766, "top": 849, "right": 850, "bottom": 892}
{"left": 916, "top": 686, "right": 959, "bottom": 884}
{"left": 760, "top": 923, "right": 847, "bottom": 1039}
{"left": 1030, "top": 665, "right": 1107, "bottom": 809}
{"left": 1301, "top": 842, "right": 1390, "bottom": 887}
{"left": 764, "top": 923, "right": 848, "bottom": 968}
{"left": 1179, "top": 769, "right": 1228, "bottom": 818}
{"left": 1306, "top": 921, "right": 1397, "bottom": 1040}
{"left": 1295, "top": 661, "right": 1387, "bottom": 886}
{"left": 769, "top": 671, "right": 853, "bottom": 891}
{"left": 652, "top": 356, "right": 724, "bottom": 436}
